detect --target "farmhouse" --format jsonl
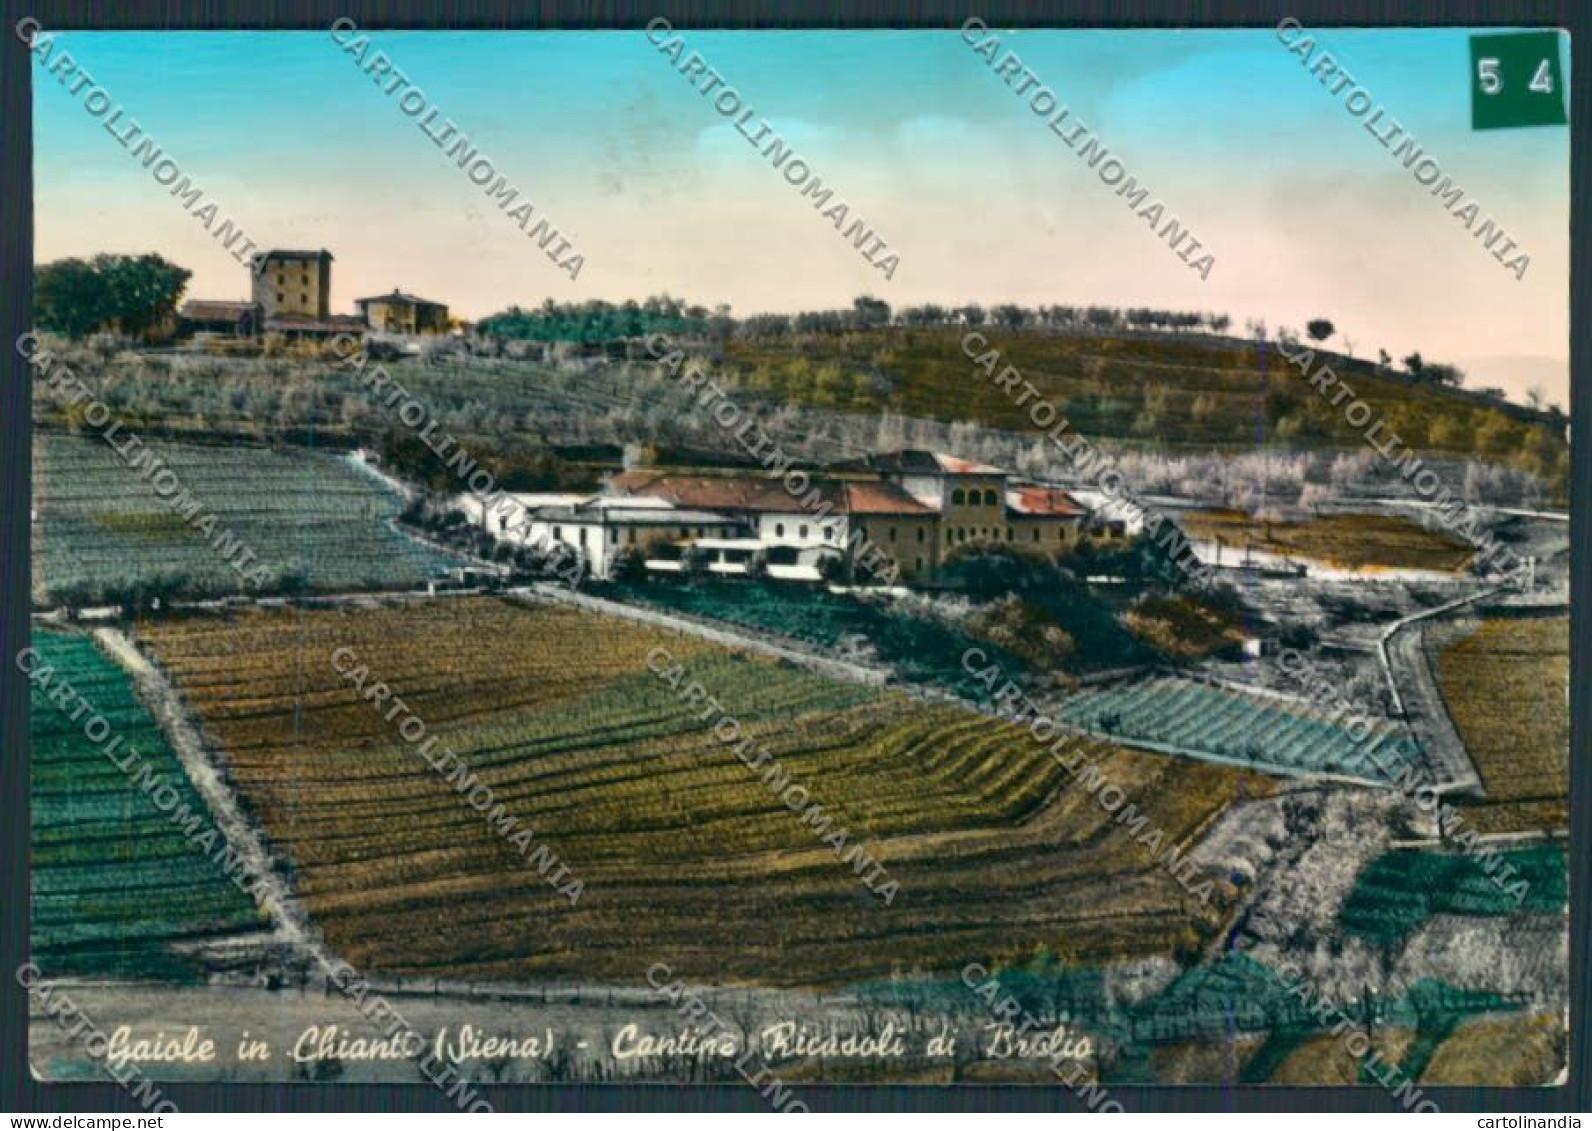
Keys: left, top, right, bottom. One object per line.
{"left": 356, "top": 290, "right": 451, "bottom": 335}
{"left": 179, "top": 249, "right": 453, "bottom": 343}
{"left": 177, "top": 300, "right": 257, "bottom": 339}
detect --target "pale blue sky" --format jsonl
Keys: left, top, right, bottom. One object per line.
{"left": 30, "top": 28, "right": 1571, "bottom": 402}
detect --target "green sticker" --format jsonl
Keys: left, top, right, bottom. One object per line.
{"left": 1470, "top": 31, "right": 1568, "bottom": 130}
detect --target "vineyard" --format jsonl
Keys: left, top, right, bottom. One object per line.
{"left": 599, "top": 579, "right": 1029, "bottom": 690}
{"left": 1337, "top": 844, "right": 1567, "bottom": 946}
{"left": 33, "top": 432, "right": 461, "bottom": 605}
{"left": 30, "top": 631, "right": 263, "bottom": 979}
{"left": 1433, "top": 614, "right": 1569, "bottom": 835}
{"left": 1054, "top": 676, "right": 1423, "bottom": 784}
{"left": 135, "top": 596, "right": 1270, "bottom": 985}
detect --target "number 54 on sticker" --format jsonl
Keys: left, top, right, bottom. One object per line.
{"left": 1470, "top": 31, "right": 1568, "bottom": 129}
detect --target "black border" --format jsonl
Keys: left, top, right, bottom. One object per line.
{"left": 1, "top": 1, "right": 1585, "bottom": 1113}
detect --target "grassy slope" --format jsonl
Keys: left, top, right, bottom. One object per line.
{"left": 723, "top": 329, "right": 1567, "bottom": 480}
{"left": 1436, "top": 615, "right": 1570, "bottom": 834}
{"left": 1179, "top": 510, "right": 1475, "bottom": 572}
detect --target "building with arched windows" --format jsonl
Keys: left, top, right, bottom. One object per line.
{"left": 595, "top": 450, "right": 1095, "bottom": 585}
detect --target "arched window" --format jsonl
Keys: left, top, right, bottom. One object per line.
{"left": 951, "top": 488, "right": 965, "bottom": 505}
{"left": 984, "top": 489, "right": 998, "bottom": 505}
{"left": 775, "top": 523, "right": 785, "bottom": 537}
{"left": 1032, "top": 528, "right": 1041, "bottom": 542}
{"left": 799, "top": 525, "right": 809, "bottom": 539}
{"left": 916, "top": 528, "right": 925, "bottom": 543}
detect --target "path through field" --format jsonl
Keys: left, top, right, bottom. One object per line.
{"left": 94, "top": 627, "right": 315, "bottom": 959}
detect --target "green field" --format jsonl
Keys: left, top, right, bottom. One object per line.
{"left": 30, "top": 631, "right": 263, "bottom": 979}
{"left": 1339, "top": 844, "right": 1567, "bottom": 946}
{"left": 599, "top": 578, "right": 1033, "bottom": 690}
{"left": 33, "top": 431, "right": 461, "bottom": 605}
{"left": 1054, "top": 675, "right": 1423, "bottom": 783}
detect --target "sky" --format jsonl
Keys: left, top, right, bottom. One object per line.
{"left": 29, "top": 27, "right": 1571, "bottom": 405}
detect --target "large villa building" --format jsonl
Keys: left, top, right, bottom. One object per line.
{"left": 456, "top": 450, "right": 1118, "bottom": 583}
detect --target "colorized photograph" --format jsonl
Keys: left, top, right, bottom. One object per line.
{"left": 16, "top": 21, "right": 1571, "bottom": 1107}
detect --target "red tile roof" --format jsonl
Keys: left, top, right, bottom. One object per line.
{"left": 609, "top": 472, "right": 831, "bottom": 513}
{"left": 844, "top": 481, "right": 936, "bottom": 515}
{"left": 609, "top": 472, "right": 932, "bottom": 516}
{"left": 1007, "top": 486, "right": 1086, "bottom": 518}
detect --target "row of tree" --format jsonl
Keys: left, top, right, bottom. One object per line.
{"left": 475, "top": 297, "right": 718, "bottom": 343}
{"left": 471, "top": 295, "right": 1241, "bottom": 342}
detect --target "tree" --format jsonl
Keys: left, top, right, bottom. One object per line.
{"left": 100, "top": 253, "right": 192, "bottom": 339}
{"left": 1377, "top": 348, "right": 1392, "bottom": 369}
{"left": 1424, "top": 363, "right": 1465, "bottom": 388}
{"left": 851, "top": 295, "right": 891, "bottom": 328}
{"left": 993, "top": 303, "right": 1027, "bottom": 331}
{"left": 1305, "top": 318, "right": 1335, "bottom": 343}
{"left": 34, "top": 258, "right": 115, "bottom": 338}
{"left": 34, "top": 253, "right": 190, "bottom": 341}
{"left": 1526, "top": 385, "right": 1545, "bottom": 410}
{"left": 1402, "top": 351, "right": 1425, "bottom": 378}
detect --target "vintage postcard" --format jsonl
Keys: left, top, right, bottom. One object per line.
{"left": 15, "top": 20, "right": 1572, "bottom": 1110}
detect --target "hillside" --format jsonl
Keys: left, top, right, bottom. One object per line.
{"left": 718, "top": 329, "right": 1567, "bottom": 484}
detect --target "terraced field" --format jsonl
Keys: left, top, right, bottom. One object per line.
{"left": 30, "top": 631, "right": 264, "bottom": 979}
{"left": 1180, "top": 510, "right": 1474, "bottom": 572}
{"left": 1433, "top": 614, "right": 1570, "bottom": 834}
{"left": 137, "top": 597, "right": 1269, "bottom": 985}
{"left": 1054, "top": 676, "right": 1422, "bottom": 784}
{"left": 33, "top": 431, "right": 460, "bottom": 605}
{"left": 1339, "top": 845, "right": 1568, "bottom": 946}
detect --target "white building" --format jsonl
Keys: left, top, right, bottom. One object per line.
{"left": 524, "top": 501, "right": 742, "bottom": 579}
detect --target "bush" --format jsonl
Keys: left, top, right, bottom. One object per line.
{"left": 613, "top": 545, "right": 649, "bottom": 582}
{"left": 940, "top": 544, "right": 1056, "bottom": 596}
